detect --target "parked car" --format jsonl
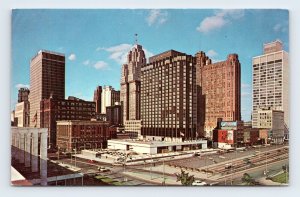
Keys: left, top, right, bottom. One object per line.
{"left": 97, "top": 166, "right": 110, "bottom": 172}
{"left": 192, "top": 180, "right": 207, "bottom": 186}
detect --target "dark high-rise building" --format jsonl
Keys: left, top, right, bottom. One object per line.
{"left": 29, "top": 50, "right": 65, "bottom": 128}
{"left": 93, "top": 86, "right": 102, "bottom": 113}
{"left": 106, "top": 103, "right": 122, "bottom": 126}
{"left": 40, "top": 96, "right": 96, "bottom": 148}
{"left": 141, "top": 50, "right": 198, "bottom": 141}
{"left": 18, "top": 88, "right": 30, "bottom": 103}
{"left": 195, "top": 51, "right": 241, "bottom": 138}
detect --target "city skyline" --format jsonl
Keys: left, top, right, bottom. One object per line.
{"left": 11, "top": 9, "right": 289, "bottom": 121}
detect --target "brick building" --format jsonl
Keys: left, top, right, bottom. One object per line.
{"left": 40, "top": 96, "right": 96, "bottom": 148}
{"left": 56, "top": 120, "right": 115, "bottom": 153}
{"left": 196, "top": 51, "right": 241, "bottom": 138}
{"left": 213, "top": 121, "right": 244, "bottom": 148}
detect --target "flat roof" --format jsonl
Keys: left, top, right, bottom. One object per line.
{"left": 108, "top": 139, "right": 207, "bottom": 147}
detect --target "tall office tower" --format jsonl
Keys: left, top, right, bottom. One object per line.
{"left": 252, "top": 40, "right": 289, "bottom": 129}
{"left": 93, "top": 86, "right": 102, "bottom": 113}
{"left": 101, "top": 86, "right": 120, "bottom": 114}
{"left": 18, "top": 88, "right": 30, "bottom": 103}
{"left": 120, "top": 43, "right": 146, "bottom": 123}
{"left": 196, "top": 51, "right": 241, "bottom": 138}
{"left": 29, "top": 50, "right": 65, "bottom": 128}
{"left": 141, "top": 50, "right": 197, "bottom": 141}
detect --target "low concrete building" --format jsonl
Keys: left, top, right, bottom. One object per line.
{"left": 56, "top": 120, "right": 115, "bottom": 153}
{"left": 107, "top": 139, "right": 207, "bottom": 155}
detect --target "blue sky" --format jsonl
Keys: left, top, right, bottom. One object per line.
{"left": 11, "top": 9, "right": 289, "bottom": 121}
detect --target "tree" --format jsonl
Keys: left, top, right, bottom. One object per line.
{"left": 241, "top": 173, "right": 257, "bottom": 186}
{"left": 175, "top": 169, "right": 195, "bottom": 186}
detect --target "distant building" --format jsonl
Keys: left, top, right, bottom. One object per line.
{"left": 40, "top": 96, "right": 96, "bottom": 148}
{"left": 11, "top": 110, "right": 18, "bottom": 126}
{"left": 29, "top": 50, "right": 65, "bottom": 128}
{"left": 56, "top": 120, "right": 114, "bottom": 153}
{"left": 243, "top": 128, "right": 260, "bottom": 146}
{"left": 213, "top": 121, "right": 244, "bottom": 148}
{"left": 141, "top": 50, "right": 198, "bottom": 141}
{"left": 256, "top": 109, "right": 284, "bottom": 143}
{"left": 15, "top": 101, "right": 30, "bottom": 127}
{"left": 195, "top": 51, "right": 241, "bottom": 138}
{"left": 18, "top": 88, "right": 30, "bottom": 103}
{"left": 252, "top": 40, "right": 289, "bottom": 130}
{"left": 93, "top": 86, "right": 102, "bottom": 113}
{"left": 120, "top": 44, "right": 146, "bottom": 123}
{"left": 101, "top": 85, "right": 120, "bottom": 114}
{"left": 106, "top": 102, "right": 122, "bottom": 126}
{"left": 124, "top": 120, "right": 142, "bottom": 138}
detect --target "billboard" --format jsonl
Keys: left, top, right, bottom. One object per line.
{"left": 221, "top": 121, "right": 237, "bottom": 129}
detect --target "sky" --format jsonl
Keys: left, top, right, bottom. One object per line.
{"left": 11, "top": 9, "right": 289, "bottom": 121}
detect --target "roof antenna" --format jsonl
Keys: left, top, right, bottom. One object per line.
{"left": 135, "top": 33, "right": 138, "bottom": 45}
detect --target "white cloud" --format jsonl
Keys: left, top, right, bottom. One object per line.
{"left": 207, "top": 49, "right": 218, "bottom": 57}
{"left": 197, "top": 9, "right": 244, "bottom": 33}
{"left": 93, "top": 61, "right": 109, "bottom": 70}
{"left": 241, "top": 92, "right": 251, "bottom": 97}
{"left": 68, "top": 53, "right": 76, "bottom": 61}
{"left": 15, "top": 83, "right": 30, "bottom": 89}
{"left": 146, "top": 10, "right": 168, "bottom": 26}
{"left": 83, "top": 60, "right": 90, "bottom": 66}
{"left": 273, "top": 23, "right": 288, "bottom": 33}
{"left": 98, "top": 43, "right": 154, "bottom": 64}
{"left": 241, "top": 83, "right": 250, "bottom": 88}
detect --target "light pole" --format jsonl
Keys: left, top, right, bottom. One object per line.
{"left": 150, "top": 154, "right": 153, "bottom": 180}
{"left": 57, "top": 147, "right": 60, "bottom": 161}
{"left": 73, "top": 148, "right": 77, "bottom": 167}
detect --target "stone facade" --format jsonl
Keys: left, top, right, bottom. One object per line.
{"left": 196, "top": 51, "right": 241, "bottom": 137}
{"left": 120, "top": 44, "right": 146, "bottom": 123}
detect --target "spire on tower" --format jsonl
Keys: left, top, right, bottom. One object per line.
{"left": 134, "top": 33, "right": 138, "bottom": 45}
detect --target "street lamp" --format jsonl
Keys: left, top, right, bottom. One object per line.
{"left": 73, "top": 148, "right": 77, "bottom": 167}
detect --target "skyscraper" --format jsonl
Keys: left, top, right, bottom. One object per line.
{"left": 120, "top": 43, "right": 146, "bottom": 122}
{"left": 252, "top": 40, "right": 289, "bottom": 129}
{"left": 93, "top": 86, "right": 102, "bottom": 113}
{"left": 141, "top": 50, "right": 197, "bottom": 141}
{"left": 29, "top": 50, "right": 65, "bottom": 128}
{"left": 196, "top": 51, "right": 241, "bottom": 137}
{"left": 101, "top": 86, "right": 120, "bottom": 114}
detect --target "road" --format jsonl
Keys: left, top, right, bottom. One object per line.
{"left": 54, "top": 144, "right": 288, "bottom": 186}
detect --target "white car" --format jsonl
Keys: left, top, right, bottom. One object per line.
{"left": 192, "top": 180, "right": 207, "bottom": 186}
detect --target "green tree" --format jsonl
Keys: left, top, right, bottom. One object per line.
{"left": 175, "top": 169, "right": 195, "bottom": 186}
{"left": 241, "top": 173, "right": 257, "bottom": 186}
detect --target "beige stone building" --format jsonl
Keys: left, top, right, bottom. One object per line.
{"left": 15, "top": 101, "right": 30, "bottom": 127}
{"left": 256, "top": 109, "right": 284, "bottom": 143}
{"left": 120, "top": 44, "right": 146, "bottom": 123}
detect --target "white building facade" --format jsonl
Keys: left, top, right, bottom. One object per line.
{"left": 252, "top": 40, "right": 289, "bottom": 130}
